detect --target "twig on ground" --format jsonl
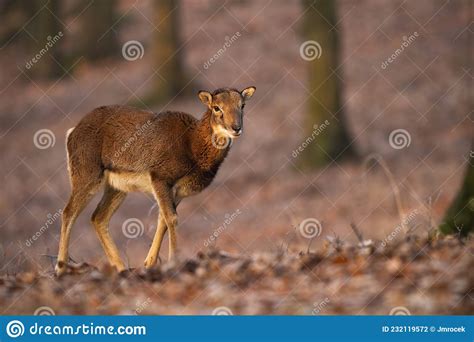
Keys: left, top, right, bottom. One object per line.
{"left": 326, "top": 234, "right": 343, "bottom": 252}
{"left": 350, "top": 223, "right": 364, "bottom": 243}
{"left": 364, "top": 154, "right": 407, "bottom": 233}
{"left": 124, "top": 240, "right": 131, "bottom": 269}
{"left": 306, "top": 236, "right": 315, "bottom": 254}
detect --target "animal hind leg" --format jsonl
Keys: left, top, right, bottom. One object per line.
{"left": 91, "top": 185, "right": 127, "bottom": 272}
{"left": 56, "top": 179, "right": 101, "bottom": 276}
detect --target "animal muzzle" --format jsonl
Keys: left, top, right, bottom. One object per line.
{"left": 230, "top": 124, "right": 242, "bottom": 136}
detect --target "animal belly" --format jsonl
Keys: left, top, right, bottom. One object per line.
{"left": 106, "top": 171, "right": 153, "bottom": 193}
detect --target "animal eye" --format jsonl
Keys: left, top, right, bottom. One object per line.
{"left": 213, "top": 106, "right": 220, "bottom": 112}
{"left": 241, "top": 103, "right": 245, "bottom": 109}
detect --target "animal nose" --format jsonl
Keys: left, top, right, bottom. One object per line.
{"left": 231, "top": 124, "right": 241, "bottom": 134}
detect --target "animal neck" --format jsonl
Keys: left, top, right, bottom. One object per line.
{"left": 191, "top": 109, "right": 230, "bottom": 171}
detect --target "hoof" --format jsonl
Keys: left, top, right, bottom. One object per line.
{"left": 55, "top": 261, "right": 66, "bottom": 277}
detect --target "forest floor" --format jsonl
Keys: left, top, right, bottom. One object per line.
{"left": 1, "top": 234, "right": 472, "bottom": 315}
{"left": 0, "top": 0, "right": 472, "bottom": 316}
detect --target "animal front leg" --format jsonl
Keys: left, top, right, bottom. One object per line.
{"left": 151, "top": 179, "right": 178, "bottom": 262}
{"left": 168, "top": 220, "right": 177, "bottom": 260}
{"left": 144, "top": 215, "right": 167, "bottom": 268}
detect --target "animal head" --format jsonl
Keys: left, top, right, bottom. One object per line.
{"left": 198, "top": 86, "right": 256, "bottom": 138}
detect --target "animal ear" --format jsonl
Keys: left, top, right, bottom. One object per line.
{"left": 198, "top": 90, "right": 212, "bottom": 106}
{"left": 241, "top": 86, "right": 256, "bottom": 100}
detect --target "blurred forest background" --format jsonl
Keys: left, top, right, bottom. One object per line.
{"left": 0, "top": 0, "right": 472, "bottom": 314}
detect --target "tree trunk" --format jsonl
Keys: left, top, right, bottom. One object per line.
{"left": 78, "top": 0, "right": 119, "bottom": 61}
{"left": 144, "top": 0, "right": 188, "bottom": 106}
{"left": 0, "top": 0, "right": 31, "bottom": 46}
{"left": 440, "top": 147, "right": 474, "bottom": 236}
{"left": 26, "top": 0, "right": 64, "bottom": 79}
{"left": 299, "top": 0, "right": 355, "bottom": 169}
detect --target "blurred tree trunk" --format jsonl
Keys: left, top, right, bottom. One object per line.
{"left": 6, "top": 0, "right": 65, "bottom": 79}
{"left": 299, "top": 0, "right": 354, "bottom": 168}
{"left": 31, "top": 0, "right": 63, "bottom": 79}
{"left": 78, "top": 0, "right": 119, "bottom": 61}
{"left": 440, "top": 147, "right": 474, "bottom": 236}
{"left": 29, "top": 0, "right": 63, "bottom": 79}
{"left": 0, "top": 0, "right": 31, "bottom": 46}
{"left": 144, "top": 0, "right": 188, "bottom": 105}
